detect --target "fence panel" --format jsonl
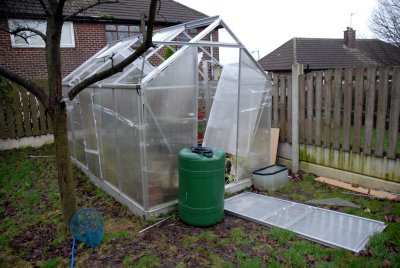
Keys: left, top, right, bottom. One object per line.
{"left": 332, "top": 69, "right": 342, "bottom": 150}
{"left": 375, "top": 67, "right": 389, "bottom": 157}
{"left": 323, "top": 70, "right": 332, "bottom": 148}
{"left": 387, "top": 68, "right": 400, "bottom": 159}
{"left": 0, "top": 97, "right": 7, "bottom": 137}
{"left": 4, "top": 91, "right": 16, "bottom": 138}
{"left": 279, "top": 75, "right": 286, "bottom": 142}
{"left": 20, "top": 87, "right": 32, "bottom": 137}
{"left": 342, "top": 68, "right": 353, "bottom": 151}
{"left": 363, "top": 67, "right": 377, "bottom": 155}
{"left": 306, "top": 73, "right": 314, "bottom": 145}
{"left": 29, "top": 93, "right": 41, "bottom": 136}
{"left": 270, "top": 66, "right": 398, "bottom": 160}
{"left": 0, "top": 82, "right": 53, "bottom": 139}
{"left": 12, "top": 89, "right": 24, "bottom": 137}
{"left": 299, "top": 74, "right": 306, "bottom": 143}
{"left": 314, "top": 71, "right": 323, "bottom": 146}
{"left": 272, "top": 75, "right": 279, "bottom": 128}
{"left": 287, "top": 76, "right": 292, "bottom": 143}
{"left": 352, "top": 68, "right": 364, "bottom": 153}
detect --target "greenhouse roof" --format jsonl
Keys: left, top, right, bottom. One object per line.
{"left": 62, "top": 16, "right": 252, "bottom": 88}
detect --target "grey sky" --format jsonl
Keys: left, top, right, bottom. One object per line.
{"left": 176, "top": 0, "right": 377, "bottom": 61}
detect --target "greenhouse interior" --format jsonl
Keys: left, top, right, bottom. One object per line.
{"left": 62, "top": 16, "right": 273, "bottom": 217}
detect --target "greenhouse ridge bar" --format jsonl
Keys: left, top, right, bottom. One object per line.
{"left": 62, "top": 16, "right": 273, "bottom": 218}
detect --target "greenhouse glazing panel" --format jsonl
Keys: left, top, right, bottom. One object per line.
{"left": 70, "top": 97, "right": 87, "bottom": 166}
{"left": 143, "top": 47, "right": 198, "bottom": 209}
{"left": 203, "top": 61, "right": 239, "bottom": 155}
{"left": 225, "top": 192, "right": 386, "bottom": 253}
{"left": 237, "top": 50, "right": 272, "bottom": 179}
{"left": 79, "top": 90, "right": 101, "bottom": 178}
{"left": 114, "top": 89, "right": 143, "bottom": 206}
{"left": 93, "top": 89, "right": 118, "bottom": 188}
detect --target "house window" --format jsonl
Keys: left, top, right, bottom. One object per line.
{"left": 8, "top": 19, "right": 75, "bottom": 48}
{"left": 106, "top": 25, "right": 141, "bottom": 43}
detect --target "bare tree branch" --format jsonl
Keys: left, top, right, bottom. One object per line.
{"left": 370, "top": 0, "right": 400, "bottom": 47}
{"left": 63, "top": 0, "right": 119, "bottom": 21}
{"left": 0, "top": 66, "right": 50, "bottom": 110}
{"left": 67, "top": 0, "right": 158, "bottom": 100}
{"left": 38, "top": 0, "right": 52, "bottom": 16}
{"left": 5, "top": 20, "right": 48, "bottom": 43}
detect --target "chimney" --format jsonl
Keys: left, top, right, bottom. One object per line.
{"left": 344, "top": 27, "right": 356, "bottom": 49}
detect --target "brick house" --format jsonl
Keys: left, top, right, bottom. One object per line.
{"left": 259, "top": 27, "right": 400, "bottom": 74}
{"left": 0, "top": 0, "right": 207, "bottom": 80}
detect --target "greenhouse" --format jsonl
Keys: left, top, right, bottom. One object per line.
{"left": 62, "top": 16, "right": 273, "bottom": 217}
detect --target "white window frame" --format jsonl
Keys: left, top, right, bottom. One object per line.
{"left": 8, "top": 19, "right": 75, "bottom": 48}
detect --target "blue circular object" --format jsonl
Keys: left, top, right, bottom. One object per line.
{"left": 69, "top": 208, "right": 104, "bottom": 248}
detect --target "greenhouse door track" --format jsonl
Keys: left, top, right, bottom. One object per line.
{"left": 224, "top": 192, "right": 386, "bottom": 253}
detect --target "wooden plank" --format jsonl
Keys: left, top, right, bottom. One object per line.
{"left": 332, "top": 69, "right": 342, "bottom": 150}
{"left": 352, "top": 68, "right": 364, "bottom": 153}
{"left": 287, "top": 76, "right": 292, "bottom": 144}
{"left": 306, "top": 73, "right": 314, "bottom": 145}
{"left": 12, "top": 88, "right": 24, "bottom": 137}
{"left": 342, "top": 68, "right": 353, "bottom": 151}
{"left": 375, "top": 67, "right": 389, "bottom": 157}
{"left": 0, "top": 95, "right": 8, "bottom": 138}
{"left": 29, "top": 94, "right": 40, "bottom": 136}
{"left": 47, "top": 111, "right": 53, "bottom": 133}
{"left": 387, "top": 67, "right": 400, "bottom": 159}
{"left": 20, "top": 88, "right": 32, "bottom": 137}
{"left": 270, "top": 128, "right": 280, "bottom": 165}
{"left": 323, "top": 70, "right": 332, "bottom": 148}
{"left": 279, "top": 75, "right": 286, "bottom": 142}
{"left": 363, "top": 67, "right": 376, "bottom": 155}
{"left": 299, "top": 74, "right": 306, "bottom": 143}
{"left": 314, "top": 71, "right": 322, "bottom": 146}
{"left": 315, "top": 177, "right": 399, "bottom": 200}
{"left": 272, "top": 75, "right": 279, "bottom": 128}
{"left": 38, "top": 103, "right": 48, "bottom": 135}
{"left": 4, "top": 90, "right": 16, "bottom": 138}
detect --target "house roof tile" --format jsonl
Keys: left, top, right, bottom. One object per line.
{"left": 0, "top": 0, "right": 207, "bottom": 24}
{"left": 259, "top": 37, "right": 400, "bottom": 72}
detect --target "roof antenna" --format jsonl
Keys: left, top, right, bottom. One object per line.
{"left": 349, "top": 12, "right": 357, "bottom": 27}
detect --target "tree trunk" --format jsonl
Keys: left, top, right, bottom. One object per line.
{"left": 54, "top": 104, "right": 77, "bottom": 229}
{"left": 46, "top": 12, "right": 77, "bottom": 230}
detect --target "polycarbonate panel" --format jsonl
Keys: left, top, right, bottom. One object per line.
{"left": 264, "top": 204, "right": 313, "bottom": 227}
{"left": 69, "top": 97, "right": 87, "bottom": 166}
{"left": 152, "top": 26, "right": 185, "bottom": 42}
{"left": 237, "top": 50, "right": 272, "bottom": 180}
{"left": 114, "top": 89, "right": 143, "bottom": 205}
{"left": 288, "top": 208, "right": 384, "bottom": 252}
{"left": 63, "top": 45, "right": 110, "bottom": 85}
{"left": 142, "top": 46, "right": 198, "bottom": 209}
{"left": 223, "top": 193, "right": 291, "bottom": 220}
{"left": 79, "top": 90, "right": 101, "bottom": 178}
{"left": 63, "top": 38, "right": 140, "bottom": 85}
{"left": 92, "top": 89, "right": 118, "bottom": 187}
{"left": 225, "top": 192, "right": 386, "bottom": 253}
{"left": 203, "top": 62, "right": 239, "bottom": 154}
{"left": 117, "top": 60, "right": 154, "bottom": 84}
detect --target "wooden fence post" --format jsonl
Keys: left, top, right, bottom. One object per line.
{"left": 291, "top": 63, "right": 303, "bottom": 173}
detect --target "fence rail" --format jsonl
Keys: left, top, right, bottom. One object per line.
{"left": 272, "top": 66, "right": 400, "bottom": 160}
{"left": 0, "top": 82, "right": 53, "bottom": 139}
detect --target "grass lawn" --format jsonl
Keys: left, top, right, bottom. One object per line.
{"left": 1, "top": 144, "right": 400, "bottom": 267}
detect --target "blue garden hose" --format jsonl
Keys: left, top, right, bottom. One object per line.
{"left": 70, "top": 238, "right": 75, "bottom": 268}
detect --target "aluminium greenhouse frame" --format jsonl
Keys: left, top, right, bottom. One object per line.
{"left": 63, "top": 16, "right": 272, "bottom": 218}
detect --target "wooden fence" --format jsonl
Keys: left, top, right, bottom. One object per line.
{"left": 272, "top": 66, "right": 400, "bottom": 160}
{"left": 0, "top": 82, "right": 53, "bottom": 139}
